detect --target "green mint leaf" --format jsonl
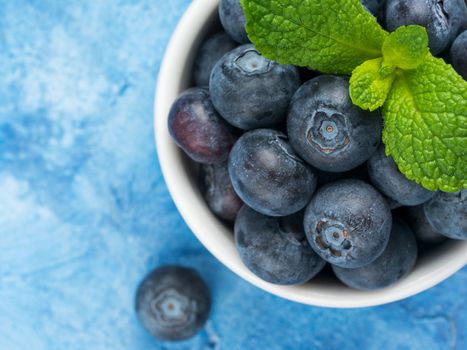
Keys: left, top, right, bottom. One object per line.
{"left": 382, "top": 25, "right": 429, "bottom": 70}
{"left": 383, "top": 56, "right": 467, "bottom": 192}
{"left": 241, "top": 0, "right": 388, "bottom": 74}
{"left": 349, "top": 58, "right": 396, "bottom": 111}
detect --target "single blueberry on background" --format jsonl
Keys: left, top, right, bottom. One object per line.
{"left": 367, "top": 145, "right": 435, "bottom": 206}
{"left": 287, "top": 75, "right": 382, "bottom": 172}
{"left": 404, "top": 205, "right": 446, "bottom": 244}
{"left": 193, "top": 31, "right": 237, "bottom": 87}
{"left": 210, "top": 44, "right": 300, "bottom": 130}
{"left": 219, "top": 0, "right": 249, "bottom": 43}
{"left": 385, "top": 0, "right": 466, "bottom": 54}
{"left": 234, "top": 207, "right": 326, "bottom": 285}
{"left": 423, "top": 190, "right": 467, "bottom": 240}
{"left": 333, "top": 218, "right": 418, "bottom": 290}
{"left": 199, "top": 162, "right": 244, "bottom": 222}
{"left": 135, "top": 266, "right": 211, "bottom": 341}
{"left": 228, "top": 129, "right": 317, "bottom": 217}
{"left": 304, "top": 179, "right": 392, "bottom": 268}
{"left": 450, "top": 30, "right": 467, "bottom": 80}
{"left": 168, "top": 87, "right": 235, "bottom": 164}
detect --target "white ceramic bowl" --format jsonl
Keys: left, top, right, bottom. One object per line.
{"left": 154, "top": 0, "right": 467, "bottom": 308}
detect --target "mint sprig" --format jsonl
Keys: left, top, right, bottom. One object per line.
{"left": 241, "top": 0, "right": 387, "bottom": 74}
{"left": 383, "top": 56, "right": 467, "bottom": 192}
{"left": 349, "top": 57, "right": 395, "bottom": 111}
{"left": 241, "top": 0, "right": 467, "bottom": 192}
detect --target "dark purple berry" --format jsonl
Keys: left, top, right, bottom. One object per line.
{"left": 168, "top": 87, "right": 235, "bottom": 164}
{"left": 199, "top": 162, "right": 244, "bottom": 221}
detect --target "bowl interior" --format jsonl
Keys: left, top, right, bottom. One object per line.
{"left": 155, "top": 0, "right": 467, "bottom": 308}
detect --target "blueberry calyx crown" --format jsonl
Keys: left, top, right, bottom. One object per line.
{"left": 306, "top": 109, "right": 351, "bottom": 154}
{"left": 234, "top": 49, "right": 272, "bottom": 75}
{"left": 150, "top": 288, "right": 196, "bottom": 329}
{"left": 314, "top": 219, "right": 352, "bottom": 257}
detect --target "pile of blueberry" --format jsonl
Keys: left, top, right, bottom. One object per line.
{"left": 167, "top": 0, "right": 467, "bottom": 291}
{"left": 134, "top": 0, "right": 466, "bottom": 343}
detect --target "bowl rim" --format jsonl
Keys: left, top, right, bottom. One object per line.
{"left": 154, "top": 0, "right": 467, "bottom": 308}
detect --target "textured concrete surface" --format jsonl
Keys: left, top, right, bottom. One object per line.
{"left": 0, "top": 1, "right": 466, "bottom": 349}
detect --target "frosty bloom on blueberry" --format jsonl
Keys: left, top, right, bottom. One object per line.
{"left": 210, "top": 44, "right": 300, "bottom": 130}
{"left": 228, "top": 129, "right": 317, "bottom": 217}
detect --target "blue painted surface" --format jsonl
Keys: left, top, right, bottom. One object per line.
{"left": 0, "top": 1, "right": 466, "bottom": 349}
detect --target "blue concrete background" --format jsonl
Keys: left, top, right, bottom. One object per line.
{"left": 0, "top": 1, "right": 466, "bottom": 349}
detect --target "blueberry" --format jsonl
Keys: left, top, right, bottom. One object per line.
{"left": 219, "top": 0, "right": 249, "bottom": 43}
{"left": 193, "top": 32, "right": 237, "bottom": 87}
{"left": 234, "top": 206, "right": 326, "bottom": 284}
{"left": 287, "top": 75, "right": 382, "bottom": 172}
{"left": 361, "top": 0, "right": 386, "bottom": 17}
{"left": 135, "top": 266, "right": 210, "bottom": 341}
{"left": 228, "top": 129, "right": 317, "bottom": 217}
{"left": 199, "top": 162, "right": 244, "bottom": 221}
{"left": 333, "top": 217, "right": 417, "bottom": 290}
{"left": 450, "top": 30, "right": 467, "bottom": 80}
{"left": 304, "top": 179, "right": 392, "bottom": 268}
{"left": 367, "top": 145, "right": 435, "bottom": 206}
{"left": 404, "top": 205, "right": 446, "bottom": 244}
{"left": 168, "top": 87, "right": 235, "bottom": 164}
{"left": 385, "top": 0, "right": 467, "bottom": 54}
{"left": 423, "top": 190, "right": 467, "bottom": 240}
{"left": 210, "top": 44, "right": 300, "bottom": 130}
